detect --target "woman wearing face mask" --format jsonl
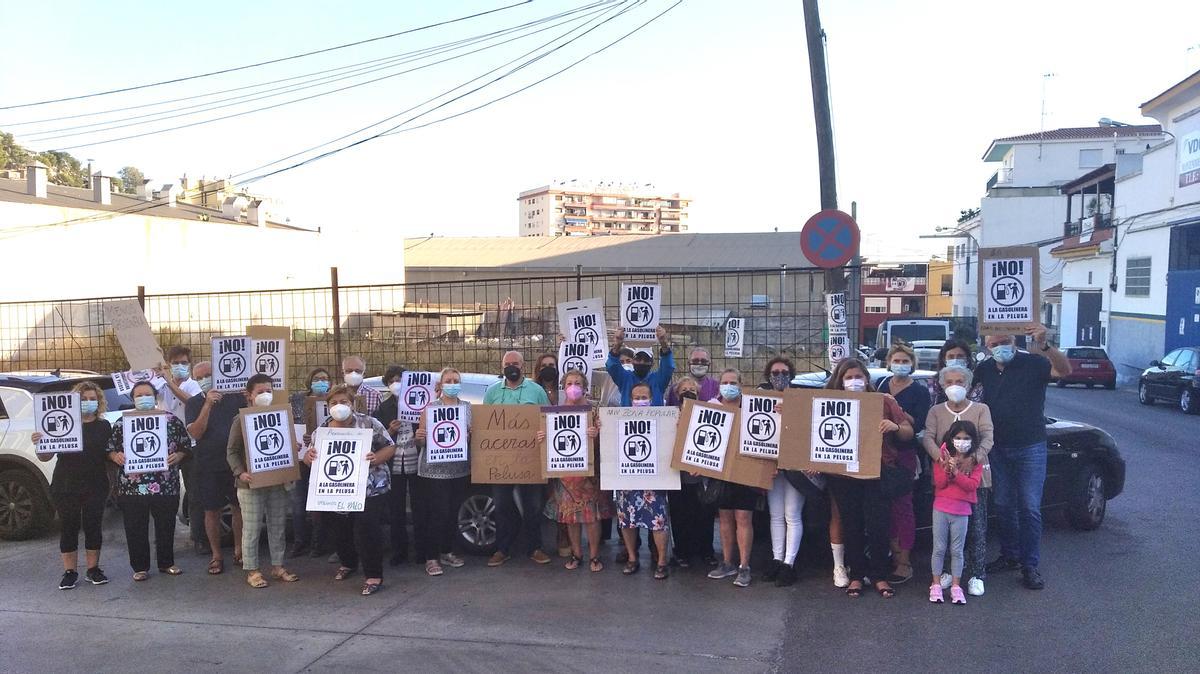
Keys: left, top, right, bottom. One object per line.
{"left": 925, "top": 339, "right": 984, "bottom": 404}
{"left": 756, "top": 358, "right": 804, "bottom": 587}
{"left": 287, "top": 367, "right": 331, "bottom": 558}
{"left": 34, "top": 381, "right": 113, "bottom": 590}
{"left": 922, "top": 364, "right": 993, "bottom": 597}
{"left": 227, "top": 374, "right": 299, "bottom": 588}
{"left": 106, "top": 381, "right": 192, "bottom": 581}
{"left": 824, "top": 358, "right": 913, "bottom": 599}
{"left": 614, "top": 381, "right": 671, "bottom": 579}
{"left": 705, "top": 369, "right": 761, "bottom": 588}
{"left": 303, "top": 385, "right": 396, "bottom": 596}
{"left": 373, "top": 365, "right": 417, "bottom": 567}
{"left": 413, "top": 368, "right": 473, "bottom": 576}
{"left": 537, "top": 370, "right": 611, "bottom": 573}
{"left": 534, "top": 353, "right": 560, "bottom": 405}
{"left": 667, "top": 377, "right": 718, "bottom": 568}
{"left": 876, "top": 344, "right": 930, "bottom": 585}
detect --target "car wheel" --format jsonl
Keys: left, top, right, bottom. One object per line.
{"left": 1104, "top": 379, "right": 1116, "bottom": 390}
{"left": 1066, "top": 463, "right": 1107, "bottom": 531}
{"left": 0, "top": 469, "right": 51, "bottom": 541}
{"left": 1055, "top": 380, "right": 1067, "bottom": 388}
{"left": 1182, "top": 388, "right": 1197, "bottom": 415}
{"left": 457, "top": 492, "right": 497, "bottom": 555}
{"left": 1138, "top": 382, "right": 1154, "bottom": 405}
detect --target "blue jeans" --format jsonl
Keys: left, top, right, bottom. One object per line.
{"left": 990, "top": 441, "right": 1047, "bottom": 569}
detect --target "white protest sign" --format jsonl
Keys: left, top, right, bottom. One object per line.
{"left": 398, "top": 371, "right": 436, "bottom": 424}
{"left": 307, "top": 427, "right": 371, "bottom": 512}
{"left": 826, "top": 292, "right": 847, "bottom": 336}
{"left": 810, "top": 397, "right": 862, "bottom": 473}
{"left": 618, "top": 417, "right": 658, "bottom": 476}
{"left": 978, "top": 246, "right": 1039, "bottom": 333}
{"left": 426, "top": 404, "right": 469, "bottom": 463}
{"left": 545, "top": 409, "right": 589, "bottom": 474}
{"left": 252, "top": 338, "right": 287, "bottom": 390}
{"left": 122, "top": 412, "right": 169, "bottom": 475}
{"left": 828, "top": 334, "right": 850, "bottom": 366}
{"left": 557, "top": 341, "right": 592, "bottom": 388}
{"left": 212, "top": 335, "right": 253, "bottom": 392}
{"left": 724, "top": 318, "right": 744, "bottom": 358}
{"left": 620, "top": 283, "right": 661, "bottom": 342}
{"left": 557, "top": 298, "right": 609, "bottom": 366}
{"left": 739, "top": 392, "right": 781, "bottom": 459}
{"left": 110, "top": 369, "right": 165, "bottom": 397}
{"left": 33, "top": 392, "right": 83, "bottom": 454}
{"left": 600, "top": 406, "right": 680, "bottom": 490}
{"left": 679, "top": 402, "right": 735, "bottom": 472}
{"left": 242, "top": 407, "right": 297, "bottom": 475}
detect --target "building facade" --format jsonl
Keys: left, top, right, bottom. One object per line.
{"left": 517, "top": 180, "right": 690, "bottom": 236}
{"left": 926, "top": 258, "right": 954, "bottom": 317}
{"left": 860, "top": 262, "right": 928, "bottom": 346}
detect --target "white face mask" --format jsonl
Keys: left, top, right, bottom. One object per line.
{"left": 253, "top": 392, "right": 274, "bottom": 407}
{"left": 843, "top": 378, "right": 866, "bottom": 392}
{"left": 944, "top": 384, "right": 967, "bottom": 404}
{"left": 344, "top": 371, "right": 364, "bottom": 387}
{"left": 389, "top": 382, "right": 404, "bottom": 397}
{"left": 329, "top": 403, "right": 352, "bottom": 421}
{"left": 621, "top": 363, "right": 634, "bottom": 372}
{"left": 952, "top": 438, "right": 973, "bottom": 453}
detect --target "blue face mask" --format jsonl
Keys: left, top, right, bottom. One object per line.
{"left": 719, "top": 384, "right": 741, "bottom": 400}
{"left": 134, "top": 395, "right": 156, "bottom": 411}
{"left": 170, "top": 364, "right": 190, "bottom": 379}
{"left": 889, "top": 364, "right": 912, "bottom": 377}
{"left": 992, "top": 344, "right": 1016, "bottom": 364}
{"left": 80, "top": 400, "right": 99, "bottom": 415}
{"left": 945, "top": 358, "right": 968, "bottom": 369}
{"left": 311, "top": 380, "right": 330, "bottom": 395}
{"left": 197, "top": 377, "right": 213, "bottom": 393}
{"left": 442, "top": 383, "right": 462, "bottom": 398}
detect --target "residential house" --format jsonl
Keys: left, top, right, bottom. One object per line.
{"left": 860, "top": 262, "right": 928, "bottom": 346}
{"left": 926, "top": 258, "right": 954, "bottom": 317}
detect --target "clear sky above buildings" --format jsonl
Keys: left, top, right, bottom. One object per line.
{"left": 2, "top": 0, "right": 1197, "bottom": 260}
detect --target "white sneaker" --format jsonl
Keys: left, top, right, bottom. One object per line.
{"left": 967, "top": 577, "right": 985, "bottom": 596}
{"left": 833, "top": 565, "right": 850, "bottom": 588}
{"left": 939, "top": 573, "right": 953, "bottom": 590}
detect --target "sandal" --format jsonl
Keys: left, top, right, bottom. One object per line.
{"left": 361, "top": 581, "right": 382, "bottom": 596}
{"left": 845, "top": 581, "right": 863, "bottom": 598}
{"left": 132, "top": 571, "right": 149, "bottom": 582}
{"left": 589, "top": 557, "right": 604, "bottom": 573}
{"left": 887, "top": 564, "right": 913, "bottom": 584}
{"left": 271, "top": 568, "right": 299, "bottom": 583}
{"left": 159, "top": 566, "right": 183, "bottom": 576}
{"left": 334, "top": 567, "right": 355, "bottom": 581}
{"left": 246, "top": 571, "right": 269, "bottom": 589}
{"left": 425, "top": 560, "right": 444, "bottom": 576}
{"left": 654, "top": 565, "right": 669, "bottom": 580}
{"left": 564, "top": 555, "right": 581, "bottom": 570}
{"left": 875, "top": 580, "right": 895, "bottom": 599}
{"left": 207, "top": 559, "right": 224, "bottom": 575}
{"left": 233, "top": 551, "right": 243, "bottom": 567}
{"left": 622, "top": 561, "right": 640, "bottom": 576}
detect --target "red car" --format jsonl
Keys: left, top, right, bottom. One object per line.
{"left": 1055, "top": 347, "right": 1117, "bottom": 389}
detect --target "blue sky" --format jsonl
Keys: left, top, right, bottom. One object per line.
{"left": 2, "top": 0, "right": 1197, "bottom": 260}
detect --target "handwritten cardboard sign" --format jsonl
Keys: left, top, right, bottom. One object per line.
{"left": 977, "top": 246, "right": 1040, "bottom": 334}
{"left": 669, "top": 400, "right": 773, "bottom": 490}
{"left": 110, "top": 369, "right": 166, "bottom": 397}
{"left": 238, "top": 404, "right": 301, "bottom": 488}
{"left": 470, "top": 405, "right": 546, "bottom": 484}
{"left": 540, "top": 405, "right": 593, "bottom": 478}
{"left": 779, "top": 388, "right": 884, "bottom": 479}
{"left": 106, "top": 299, "right": 164, "bottom": 370}
{"left": 599, "top": 406, "right": 681, "bottom": 491}
{"left": 33, "top": 392, "right": 83, "bottom": 454}
{"left": 121, "top": 411, "right": 170, "bottom": 475}
{"left": 306, "top": 427, "right": 370, "bottom": 512}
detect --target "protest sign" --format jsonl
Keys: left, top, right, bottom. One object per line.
{"left": 670, "top": 400, "right": 774, "bottom": 489}
{"left": 304, "top": 396, "right": 329, "bottom": 433}
{"left": 724, "top": 317, "right": 744, "bottom": 357}
{"left": 105, "top": 299, "right": 164, "bottom": 370}
{"left": 779, "top": 388, "right": 885, "bottom": 479}
{"left": 828, "top": 334, "right": 850, "bottom": 366}
{"left": 121, "top": 411, "right": 169, "bottom": 475}
{"left": 826, "top": 292, "right": 848, "bottom": 335}
{"left": 470, "top": 405, "right": 546, "bottom": 484}
{"left": 600, "top": 406, "right": 680, "bottom": 490}
{"left": 620, "top": 283, "right": 661, "bottom": 343}
{"left": 211, "top": 335, "right": 252, "bottom": 392}
{"left": 426, "top": 404, "right": 469, "bottom": 464}
{"left": 558, "top": 340, "right": 593, "bottom": 388}
{"left": 557, "top": 298, "right": 609, "bottom": 366}
{"left": 33, "top": 392, "right": 83, "bottom": 454}
{"left": 306, "top": 427, "right": 371, "bottom": 512}
{"left": 247, "top": 325, "right": 290, "bottom": 395}
{"left": 110, "top": 369, "right": 165, "bottom": 397}
{"left": 977, "top": 246, "right": 1040, "bottom": 334}
{"left": 738, "top": 389, "right": 782, "bottom": 459}
{"left": 238, "top": 405, "right": 300, "bottom": 488}
{"left": 398, "top": 371, "right": 436, "bottom": 424}
{"left": 540, "top": 405, "right": 592, "bottom": 478}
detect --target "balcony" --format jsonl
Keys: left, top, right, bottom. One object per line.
{"left": 1063, "top": 213, "right": 1113, "bottom": 238}
{"left": 987, "top": 167, "right": 1014, "bottom": 190}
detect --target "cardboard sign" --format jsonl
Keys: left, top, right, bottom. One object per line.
{"left": 110, "top": 369, "right": 165, "bottom": 397}
{"left": 398, "top": 371, "right": 436, "bottom": 424}
{"left": 669, "top": 400, "right": 773, "bottom": 490}
{"left": 978, "top": 246, "right": 1040, "bottom": 334}
{"left": 106, "top": 299, "right": 164, "bottom": 370}
{"left": 306, "top": 427, "right": 371, "bottom": 512}
{"left": 426, "top": 404, "right": 469, "bottom": 464}
{"left": 247, "top": 325, "right": 290, "bottom": 402}
{"left": 304, "top": 396, "right": 329, "bottom": 433}
{"left": 239, "top": 405, "right": 301, "bottom": 488}
{"left": 33, "top": 392, "right": 83, "bottom": 454}
{"left": 470, "top": 405, "right": 546, "bottom": 484}
{"left": 558, "top": 341, "right": 593, "bottom": 388}
{"left": 739, "top": 390, "right": 782, "bottom": 459}
{"left": 121, "top": 411, "right": 170, "bottom": 475}
{"left": 599, "top": 406, "right": 681, "bottom": 490}
{"left": 779, "top": 388, "right": 885, "bottom": 479}
{"left": 540, "top": 405, "right": 592, "bottom": 477}
{"left": 725, "top": 318, "right": 745, "bottom": 357}
{"left": 826, "top": 293, "right": 848, "bottom": 336}
{"left": 212, "top": 335, "right": 253, "bottom": 392}
{"left": 557, "top": 298, "right": 609, "bottom": 366}
{"left": 620, "top": 283, "right": 661, "bottom": 342}
{"left": 675, "top": 399, "right": 736, "bottom": 473}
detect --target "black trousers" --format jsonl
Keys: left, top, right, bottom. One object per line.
{"left": 492, "top": 484, "right": 544, "bottom": 556}
{"left": 670, "top": 482, "right": 715, "bottom": 559}
{"left": 119, "top": 495, "right": 179, "bottom": 572}
{"left": 180, "top": 462, "right": 204, "bottom": 545}
{"left": 334, "top": 495, "right": 387, "bottom": 579}
{"left": 54, "top": 482, "right": 107, "bottom": 554}
{"left": 412, "top": 476, "right": 466, "bottom": 561}
{"left": 828, "top": 476, "right": 891, "bottom": 582}
{"left": 387, "top": 473, "right": 414, "bottom": 555}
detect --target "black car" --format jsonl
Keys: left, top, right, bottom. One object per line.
{"left": 791, "top": 370, "right": 1126, "bottom": 530}
{"left": 1138, "top": 346, "right": 1199, "bottom": 414}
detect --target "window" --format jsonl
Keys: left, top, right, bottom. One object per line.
{"left": 1169, "top": 224, "right": 1200, "bottom": 271}
{"left": 888, "top": 297, "right": 903, "bottom": 313}
{"left": 1124, "top": 257, "right": 1152, "bottom": 297}
{"left": 864, "top": 298, "right": 888, "bottom": 313}
{"left": 1079, "top": 149, "right": 1103, "bottom": 168}
{"left": 940, "top": 274, "right": 952, "bottom": 294}
{"left": 1159, "top": 349, "right": 1182, "bottom": 367}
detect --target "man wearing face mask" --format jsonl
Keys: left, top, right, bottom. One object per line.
{"left": 185, "top": 361, "right": 245, "bottom": 572}
{"left": 605, "top": 327, "right": 675, "bottom": 407}
{"left": 975, "top": 324, "right": 1070, "bottom": 591}
{"left": 483, "top": 351, "right": 551, "bottom": 566}
{"left": 226, "top": 374, "right": 299, "bottom": 588}
{"left": 158, "top": 346, "right": 202, "bottom": 423}
{"left": 373, "top": 365, "right": 417, "bottom": 566}
{"left": 667, "top": 348, "right": 720, "bottom": 406}
{"left": 342, "top": 355, "right": 381, "bottom": 416}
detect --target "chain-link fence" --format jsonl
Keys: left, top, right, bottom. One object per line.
{"left": 0, "top": 267, "right": 856, "bottom": 389}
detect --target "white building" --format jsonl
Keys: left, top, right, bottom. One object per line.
{"left": 517, "top": 179, "right": 690, "bottom": 236}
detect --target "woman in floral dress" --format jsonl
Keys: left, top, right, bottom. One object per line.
{"left": 615, "top": 382, "right": 671, "bottom": 580}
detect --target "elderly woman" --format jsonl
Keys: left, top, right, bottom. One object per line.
{"left": 286, "top": 367, "right": 332, "bottom": 559}
{"left": 876, "top": 343, "right": 930, "bottom": 584}
{"left": 413, "top": 368, "right": 473, "bottom": 576}
{"left": 922, "top": 364, "right": 994, "bottom": 597}
{"left": 926, "top": 338, "right": 984, "bottom": 404}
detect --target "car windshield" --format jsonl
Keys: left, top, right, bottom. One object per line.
{"left": 1068, "top": 348, "right": 1108, "bottom": 360}
{"left": 889, "top": 325, "right": 948, "bottom": 342}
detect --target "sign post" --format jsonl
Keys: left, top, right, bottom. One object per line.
{"left": 801, "top": 210, "right": 860, "bottom": 269}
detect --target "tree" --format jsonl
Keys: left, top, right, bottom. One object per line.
{"left": 36, "top": 150, "right": 86, "bottom": 187}
{"left": 118, "top": 166, "right": 145, "bottom": 194}
{"left": 0, "top": 131, "right": 31, "bottom": 170}
{"left": 957, "top": 207, "right": 980, "bottom": 224}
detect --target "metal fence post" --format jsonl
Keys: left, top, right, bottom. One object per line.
{"left": 330, "top": 267, "right": 343, "bottom": 367}
{"left": 575, "top": 264, "right": 582, "bottom": 301}
{"left": 137, "top": 285, "right": 145, "bottom": 310}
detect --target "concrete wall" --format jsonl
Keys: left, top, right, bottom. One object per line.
{"left": 1059, "top": 254, "right": 1111, "bottom": 348}
{"left": 1109, "top": 314, "right": 1165, "bottom": 383}
{"left": 518, "top": 192, "right": 553, "bottom": 236}
{"left": 1003, "top": 137, "right": 1156, "bottom": 188}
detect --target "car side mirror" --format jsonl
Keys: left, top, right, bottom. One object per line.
{"left": 1150, "top": 360, "right": 1162, "bottom": 368}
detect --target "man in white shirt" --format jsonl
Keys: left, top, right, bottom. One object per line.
{"left": 159, "top": 345, "right": 202, "bottom": 423}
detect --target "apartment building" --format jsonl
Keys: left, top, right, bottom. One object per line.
{"left": 517, "top": 179, "right": 690, "bottom": 236}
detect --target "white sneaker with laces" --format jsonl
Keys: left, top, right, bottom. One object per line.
{"left": 939, "top": 573, "right": 953, "bottom": 590}
{"left": 833, "top": 565, "right": 850, "bottom": 588}
{"left": 967, "top": 577, "right": 985, "bottom": 596}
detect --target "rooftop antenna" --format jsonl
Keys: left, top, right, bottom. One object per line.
{"left": 1038, "top": 72, "right": 1055, "bottom": 160}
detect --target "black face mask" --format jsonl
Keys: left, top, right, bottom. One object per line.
{"left": 633, "top": 363, "right": 652, "bottom": 378}
{"left": 503, "top": 365, "right": 522, "bottom": 382}
{"left": 538, "top": 365, "right": 558, "bottom": 384}
{"left": 680, "top": 390, "right": 698, "bottom": 400}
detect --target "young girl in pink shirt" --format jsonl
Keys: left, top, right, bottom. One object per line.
{"left": 930, "top": 420, "right": 984, "bottom": 605}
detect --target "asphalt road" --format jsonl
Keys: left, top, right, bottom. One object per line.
{"left": 0, "top": 386, "right": 1196, "bottom": 673}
